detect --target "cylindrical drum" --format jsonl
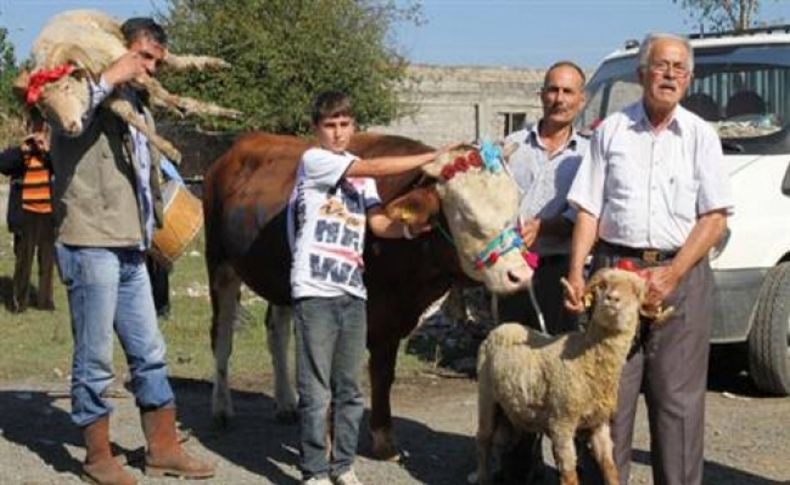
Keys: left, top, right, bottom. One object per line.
{"left": 150, "top": 180, "right": 203, "bottom": 266}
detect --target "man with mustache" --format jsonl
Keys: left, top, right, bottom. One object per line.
{"left": 496, "top": 60, "right": 588, "bottom": 482}
{"left": 564, "top": 33, "right": 733, "bottom": 485}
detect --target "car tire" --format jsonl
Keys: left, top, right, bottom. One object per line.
{"left": 747, "top": 262, "right": 790, "bottom": 395}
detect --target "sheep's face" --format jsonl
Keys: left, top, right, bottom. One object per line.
{"left": 589, "top": 268, "right": 646, "bottom": 333}
{"left": 38, "top": 71, "right": 90, "bottom": 136}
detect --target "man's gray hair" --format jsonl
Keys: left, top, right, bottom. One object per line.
{"left": 637, "top": 33, "right": 694, "bottom": 73}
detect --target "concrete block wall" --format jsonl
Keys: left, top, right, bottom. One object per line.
{"left": 369, "top": 64, "right": 547, "bottom": 146}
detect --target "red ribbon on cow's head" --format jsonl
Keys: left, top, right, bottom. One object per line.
{"left": 26, "top": 64, "right": 75, "bottom": 106}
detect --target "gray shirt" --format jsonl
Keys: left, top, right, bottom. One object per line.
{"left": 506, "top": 123, "right": 588, "bottom": 256}
{"left": 568, "top": 101, "right": 734, "bottom": 250}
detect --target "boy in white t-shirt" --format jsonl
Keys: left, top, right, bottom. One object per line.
{"left": 290, "top": 92, "right": 450, "bottom": 485}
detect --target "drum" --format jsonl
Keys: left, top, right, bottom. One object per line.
{"left": 150, "top": 180, "right": 203, "bottom": 266}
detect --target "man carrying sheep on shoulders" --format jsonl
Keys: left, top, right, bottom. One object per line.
{"left": 48, "top": 18, "right": 214, "bottom": 484}
{"left": 564, "top": 33, "right": 733, "bottom": 485}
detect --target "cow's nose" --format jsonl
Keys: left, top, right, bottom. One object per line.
{"left": 65, "top": 120, "right": 80, "bottom": 134}
{"left": 505, "top": 266, "right": 532, "bottom": 289}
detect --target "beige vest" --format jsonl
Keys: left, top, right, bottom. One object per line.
{"left": 51, "top": 105, "right": 164, "bottom": 247}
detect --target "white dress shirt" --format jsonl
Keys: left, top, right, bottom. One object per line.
{"left": 568, "top": 101, "right": 734, "bottom": 250}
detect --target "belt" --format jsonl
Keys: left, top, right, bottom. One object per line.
{"left": 598, "top": 241, "right": 677, "bottom": 265}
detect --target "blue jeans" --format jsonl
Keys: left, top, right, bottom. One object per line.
{"left": 294, "top": 295, "right": 367, "bottom": 480}
{"left": 55, "top": 244, "right": 175, "bottom": 427}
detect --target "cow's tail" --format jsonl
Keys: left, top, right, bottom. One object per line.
{"left": 202, "top": 156, "right": 241, "bottom": 350}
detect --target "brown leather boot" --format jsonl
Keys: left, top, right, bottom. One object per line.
{"left": 81, "top": 417, "right": 136, "bottom": 485}
{"left": 141, "top": 407, "right": 214, "bottom": 478}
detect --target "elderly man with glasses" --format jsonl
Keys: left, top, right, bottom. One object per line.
{"left": 564, "top": 33, "right": 733, "bottom": 485}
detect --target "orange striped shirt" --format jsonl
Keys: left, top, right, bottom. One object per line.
{"left": 22, "top": 155, "right": 52, "bottom": 214}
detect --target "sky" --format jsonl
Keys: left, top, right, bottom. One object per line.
{"left": 1, "top": 0, "right": 789, "bottom": 69}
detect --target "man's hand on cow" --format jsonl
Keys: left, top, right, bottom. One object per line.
{"left": 561, "top": 273, "right": 587, "bottom": 314}
{"left": 518, "top": 216, "right": 541, "bottom": 247}
{"left": 103, "top": 51, "right": 150, "bottom": 87}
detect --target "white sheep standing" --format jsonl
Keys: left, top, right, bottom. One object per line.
{"left": 18, "top": 9, "right": 241, "bottom": 163}
{"left": 475, "top": 268, "right": 653, "bottom": 485}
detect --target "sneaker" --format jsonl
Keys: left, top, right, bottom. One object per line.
{"left": 302, "top": 477, "right": 332, "bottom": 485}
{"left": 333, "top": 469, "right": 363, "bottom": 485}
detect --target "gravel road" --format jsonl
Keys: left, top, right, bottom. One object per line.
{"left": 1, "top": 370, "right": 788, "bottom": 484}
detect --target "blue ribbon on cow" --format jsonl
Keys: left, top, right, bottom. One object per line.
{"left": 479, "top": 140, "right": 503, "bottom": 173}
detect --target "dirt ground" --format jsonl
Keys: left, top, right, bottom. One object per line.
{"left": 0, "top": 368, "right": 788, "bottom": 485}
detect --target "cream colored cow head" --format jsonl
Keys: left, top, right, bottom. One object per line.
{"left": 387, "top": 143, "right": 533, "bottom": 295}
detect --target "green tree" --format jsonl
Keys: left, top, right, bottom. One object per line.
{"left": 673, "top": 0, "right": 778, "bottom": 32}
{"left": 0, "top": 25, "right": 20, "bottom": 118}
{"left": 157, "top": 0, "right": 420, "bottom": 134}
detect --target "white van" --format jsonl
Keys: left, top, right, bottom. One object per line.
{"left": 578, "top": 26, "right": 790, "bottom": 395}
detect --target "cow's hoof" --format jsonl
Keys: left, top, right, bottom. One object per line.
{"left": 370, "top": 428, "right": 400, "bottom": 461}
{"left": 371, "top": 446, "right": 401, "bottom": 462}
{"left": 275, "top": 409, "right": 299, "bottom": 424}
{"left": 370, "top": 443, "right": 402, "bottom": 462}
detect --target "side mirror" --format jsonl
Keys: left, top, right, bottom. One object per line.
{"left": 782, "top": 160, "right": 790, "bottom": 196}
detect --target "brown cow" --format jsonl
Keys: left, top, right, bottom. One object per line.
{"left": 203, "top": 131, "right": 532, "bottom": 460}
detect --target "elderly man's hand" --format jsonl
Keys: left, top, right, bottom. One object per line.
{"left": 645, "top": 265, "right": 681, "bottom": 308}
{"left": 562, "top": 273, "right": 587, "bottom": 314}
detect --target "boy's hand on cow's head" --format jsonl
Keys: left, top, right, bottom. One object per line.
{"left": 434, "top": 142, "right": 463, "bottom": 160}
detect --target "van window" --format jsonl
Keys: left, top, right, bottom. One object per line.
{"left": 579, "top": 44, "right": 790, "bottom": 154}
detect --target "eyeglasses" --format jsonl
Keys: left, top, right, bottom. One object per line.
{"left": 648, "top": 61, "right": 690, "bottom": 76}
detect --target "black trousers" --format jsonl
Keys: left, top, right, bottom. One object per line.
{"left": 497, "top": 254, "right": 577, "bottom": 333}
{"left": 145, "top": 253, "right": 171, "bottom": 317}
{"left": 12, "top": 211, "right": 55, "bottom": 311}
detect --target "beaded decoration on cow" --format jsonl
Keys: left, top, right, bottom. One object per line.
{"left": 439, "top": 142, "right": 504, "bottom": 181}
{"left": 440, "top": 149, "right": 483, "bottom": 180}
{"left": 474, "top": 224, "right": 540, "bottom": 272}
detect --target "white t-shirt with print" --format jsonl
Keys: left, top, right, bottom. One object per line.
{"left": 288, "top": 147, "right": 381, "bottom": 300}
